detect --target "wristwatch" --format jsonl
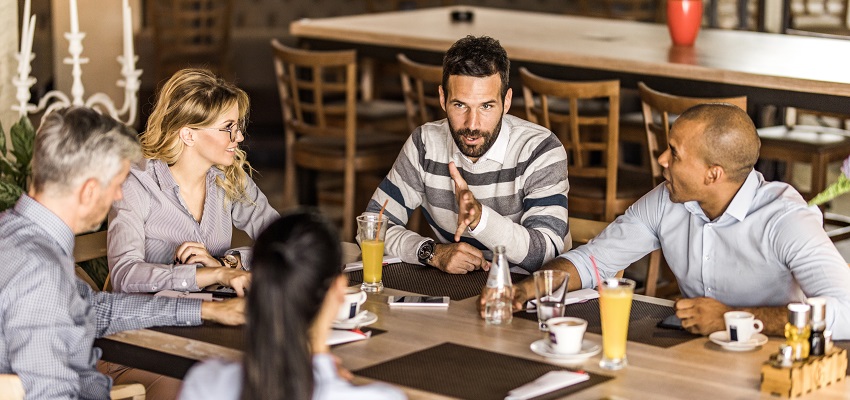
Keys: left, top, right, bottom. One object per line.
{"left": 417, "top": 239, "right": 436, "bottom": 266}
{"left": 220, "top": 254, "right": 239, "bottom": 268}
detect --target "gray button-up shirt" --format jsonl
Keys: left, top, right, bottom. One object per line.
{"left": 565, "top": 170, "right": 850, "bottom": 339}
{"left": 0, "top": 195, "right": 201, "bottom": 399}
{"left": 108, "top": 159, "right": 279, "bottom": 293}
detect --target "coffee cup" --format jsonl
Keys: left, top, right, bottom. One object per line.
{"left": 336, "top": 287, "right": 367, "bottom": 321}
{"left": 547, "top": 317, "right": 587, "bottom": 354}
{"left": 724, "top": 311, "right": 763, "bottom": 342}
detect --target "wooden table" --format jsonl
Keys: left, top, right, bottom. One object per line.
{"left": 99, "top": 289, "right": 849, "bottom": 399}
{"left": 291, "top": 6, "right": 850, "bottom": 115}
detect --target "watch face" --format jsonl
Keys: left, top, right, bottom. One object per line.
{"left": 223, "top": 254, "right": 238, "bottom": 267}
{"left": 418, "top": 241, "right": 434, "bottom": 260}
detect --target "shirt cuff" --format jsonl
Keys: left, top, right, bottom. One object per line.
{"left": 561, "top": 252, "right": 596, "bottom": 290}
{"left": 467, "top": 206, "right": 490, "bottom": 236}
{"left": 175, "top": 298, "right": 203, "bottom": 326}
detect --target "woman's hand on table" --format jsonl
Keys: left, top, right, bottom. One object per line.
{"left": 175, "top": 241, "right": 219, "bottom": 267}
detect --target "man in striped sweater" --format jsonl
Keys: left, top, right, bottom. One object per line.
{"left": 365, "top": 35, "right": 570, "bottom": 274}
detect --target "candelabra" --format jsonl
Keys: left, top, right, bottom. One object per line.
{"left": 12, "top": 0, "right": 142, "bottom": 126}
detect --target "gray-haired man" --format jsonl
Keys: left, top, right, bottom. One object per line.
{"left": 0, "top": 107, "right": 244, "bottom": 399}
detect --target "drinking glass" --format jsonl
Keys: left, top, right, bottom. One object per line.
{"left": 599, "top": 278, "right": 635, "bottom": 370}
{"left": 357, "top": 213, "right": 388, "bottom": 293}
{"left": 533, "top": 270, "right": 570, "bottom": 331}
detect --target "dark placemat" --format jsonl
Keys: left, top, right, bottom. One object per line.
{"left": 514, "top": 298, "right": 699, "bottom": 348}
{"left": 354, "top": 342, "right": 611, "bottom": 400}
{"left": 347, "top": 262, "right": 527, "bottom": 300}
{"left": 150, "top": 322, "right": 385, "bottom": 351}
{"left": 832, "top": 340, "right": 850, "bottom": 375}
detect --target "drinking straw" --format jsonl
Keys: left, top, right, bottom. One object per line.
{"left": 590, "top": 254, "right": 603, "bottom": 290}
{"left": 376, "top": 199, "right": 389, "bottom": 235}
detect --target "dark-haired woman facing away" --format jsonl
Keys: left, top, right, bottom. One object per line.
{"left": 179, "top": 212, "right": 406, "bottom": 399}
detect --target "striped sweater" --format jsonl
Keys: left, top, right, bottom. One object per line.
{"left": 366, "top": 114, "right": 570, "bottom": 272}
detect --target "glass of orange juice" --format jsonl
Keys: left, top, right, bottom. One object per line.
{"left": 357, "top": 213, "right": 388, "bottom": 293}
{"left": 599, "top": 278, "right": 635, "bottom": 370}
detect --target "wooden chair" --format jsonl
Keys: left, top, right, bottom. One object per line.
{"left": 520, "top": 68, "right": 651, "bottom": 222}
{"left": 784, "top": 0, "right": 850, "bottom": 37}
{"left": 397, "top": 53, "right": 444, "bottom": 132}
{"left": 272, "top": 39, "right": 405, "bottom": 240}
{"left": 74, "top": 230, "right": 112, "bottom": 292}
{"left": 0, "top": 374, "right": 144, "bottom": 400}
{"left": 638, "top": 82, "right": 749, "bottom": 186}
{"left": 575, "top": 0, "right": 664, "bottom": 22}
{"left": 148, "top": 0, "right": 234, "bottom": 85}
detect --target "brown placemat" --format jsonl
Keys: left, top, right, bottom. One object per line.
{"left": 514, "top": 298, "right": 699, "bottom": 348}
{"left": 150, "top": 322, "right": 384, "bottom": 350}
{"left": 354, "top": 342, "right": 612, "bottom": 400}
{"left": 347, "top": 262, "right": 527, "bottom": 300}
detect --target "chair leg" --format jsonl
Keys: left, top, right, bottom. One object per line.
{"left": 342, "top": 168, "right": 356, "bottom": 241}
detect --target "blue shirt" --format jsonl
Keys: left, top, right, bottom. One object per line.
{"left": 564, "top": 170, "right": 850, "bottom": 339}
{"left": 0, "top": 195, "right": 202, "bottom": 399}
{"left": 180, "top": 354, "right": 407, "bottom": 400}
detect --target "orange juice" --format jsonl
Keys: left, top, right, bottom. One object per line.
{"left": 361, "top": 239, "right": 384, "bottom": 284}
{"left": 599, "top": 279, "right": 635, "bottom": 370}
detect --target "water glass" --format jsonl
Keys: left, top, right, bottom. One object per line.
{"left": 533, "top": 270, "right": 570, "bottom": 331}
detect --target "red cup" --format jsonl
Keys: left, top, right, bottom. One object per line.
{"left": 667, "top": 0, "right": 703, "bottom": 47}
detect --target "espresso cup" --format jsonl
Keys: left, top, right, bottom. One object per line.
{"left": 724, "top": 311, "right": 764, "bottom": 342}
{"left": 547, "top": 317, "right": 587, "bottom": 354}
{"left": 336, "top": 287, "right": 367, "bottom": 321}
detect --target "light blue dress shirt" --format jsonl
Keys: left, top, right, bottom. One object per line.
{"left": 564, "top": 170, "right": 850, "bottom": 339}
{"left": 179, "top": 354, "right": 407, "bottom": 400}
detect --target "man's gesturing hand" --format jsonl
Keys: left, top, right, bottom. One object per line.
{"left": 449, "top": 162, "right": 483, "bottom": 242}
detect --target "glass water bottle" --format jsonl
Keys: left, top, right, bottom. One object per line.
{"left": 484, "top": 245, "right": 513, "bottom": 325}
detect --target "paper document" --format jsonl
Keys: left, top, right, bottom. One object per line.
{"left": 526, "top": 288, "right": 599, "bottom": 313}
{"left": 327, "top": 329, "right": 372, "bottom": 346}
{"left": 505, "top": 370, "right": 589, "bottom": 400}
{"left": 343, "top": 256, "right": 402, "bottom": 272}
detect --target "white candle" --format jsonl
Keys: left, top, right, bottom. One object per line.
{"left": 20, "top": 0, "right": 31, "bottom": 52}
{"left": 122, "top": 0, "right": 134, "bottom": 64}
{"left": 70, "top": 0, "right": 79, "bottom": 34}
{"left": 24, "top": 15, "right": 35, "bottom": 58}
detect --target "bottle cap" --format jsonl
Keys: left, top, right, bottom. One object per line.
{"left": 806, "top": 297, "right": 826, "bottom": 323}
{"left": 787, "top": 303, "right": 811, "bottom": 328}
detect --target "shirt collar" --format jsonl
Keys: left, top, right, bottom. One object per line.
{"left": 683, "top": 169, "right": 759, "bottom": 222}
{"left": 14, "top": 194, "right": 75, "bottom": 257}
{"left": 451, "top": 117, "right": 511, "bottom": 164}
{"left": 150, "top": 159, "right": 220, "bottom": 194}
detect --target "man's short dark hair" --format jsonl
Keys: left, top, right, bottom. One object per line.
{"left": 678, "top": 103, "right": 760, "bottom": 183}
{"left": 442, "top": 35, "right": 510, "bottom": 100}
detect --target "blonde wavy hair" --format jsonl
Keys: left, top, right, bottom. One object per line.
{"left": 141, "top": 68, "right": 252, "bottom": 204}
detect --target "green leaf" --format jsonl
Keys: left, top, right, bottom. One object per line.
{"left": 0, "top": 157, "right": 20, "bottom": 178}
{"left": 0, "top": 180, "right": 23, "bottom": 212}
{"left": 10, "top": 116, "right": 34, "bottom": 172}
{"left": 0, "top": 120, "right": 6, "bottom": 156}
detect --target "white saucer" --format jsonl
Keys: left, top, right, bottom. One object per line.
{"left": 332, "top": 311, "right": 378, "bottom": 330}
{"left": 530, "top": 339, "right": 600, "bottom": 361}
{"left": 709, "top": 331, "right": 768, "bottom": 351}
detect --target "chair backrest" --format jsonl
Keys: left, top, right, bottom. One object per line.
{"left": 397, "top": 54, "right": 444, "bottom": 132}
{"left": 787, "top": 0, "right": 850, "bottom": 36}
{"left": 148, "top": 0, "right": 234, "bottom": 83}
{"left": 637, "top": 82, "right": 748, "bottom": 185}
{"left": 271, "top": 39, "right": 357, "bottom": 145}
{"left": 576, "top": 0, "right": 663, "bottom": 22}
{"left": 521, "top": 67, "right": 622, "bottom": 220}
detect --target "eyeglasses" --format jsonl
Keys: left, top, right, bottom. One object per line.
{"left": 194, "top": 122, "right": 244, "bottom": 142}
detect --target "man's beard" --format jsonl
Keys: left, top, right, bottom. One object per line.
{"left": 450, "top": 116, "right": 502, "bottom": 159}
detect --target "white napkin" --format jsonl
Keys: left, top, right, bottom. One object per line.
{"left": 326, "top": 329, "right": 372, "bottom": 346}
{"left": 343, "top": 256, "right": 402, "bottom": 272}
{"left": 505, "top": 370, "right": 590, "bottom": 400}
{"left": 526, "top": 288, "right": 600, "bottom": 313}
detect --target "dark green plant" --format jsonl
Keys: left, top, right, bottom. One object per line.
{"left": 0, "top": 116, "right": 35, "bottom": 211}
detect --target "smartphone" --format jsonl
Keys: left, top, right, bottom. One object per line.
{"left": 657, "top": 314, "right": 684, "bottom": 330}
{"left": 387, "top": 295, "right": 450, "bottom": 307}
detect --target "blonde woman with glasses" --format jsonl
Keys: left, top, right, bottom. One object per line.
{"left": 107, "top": 68, "right": 279, "bottom": 295}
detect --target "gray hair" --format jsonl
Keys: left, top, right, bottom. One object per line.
{"left": 32, "top": 107, "right": 141, "bottom": 195}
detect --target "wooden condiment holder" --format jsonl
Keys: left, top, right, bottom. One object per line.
{"left": 760, "top": 347, "right": 847, "bottom": 397}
